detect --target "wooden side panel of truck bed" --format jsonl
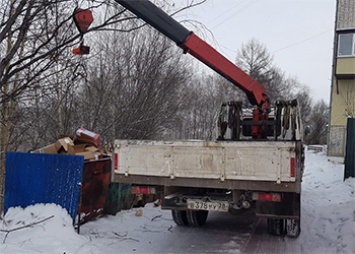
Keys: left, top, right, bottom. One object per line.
{"left": 114, "top": 140, "right": 298, "bottom": 183}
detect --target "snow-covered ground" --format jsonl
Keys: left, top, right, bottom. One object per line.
{"left": 298, "top": 148, "right": 354, "bottom": 253}
{"left": 0, "top": 148, "right": 354, "bottom": 254}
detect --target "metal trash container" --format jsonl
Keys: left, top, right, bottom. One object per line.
{"left": 104, "top": 183, "right": 134, "bottom": 215}
{"left": 77, "top": 156, "right": 111, "bottom": 224}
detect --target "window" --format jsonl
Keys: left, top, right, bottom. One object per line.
{"left": 338, "top": 33, "right": 355, "bottom": 57}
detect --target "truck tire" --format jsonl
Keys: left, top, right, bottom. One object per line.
{"left": 172, "top": 210, "right": 188, "bottom": 226}
{"left": 285, "top": 219, "right": 300, "bottom": 238}
{"left": 267, "top": 218, "right": 284, "bottom": 236}
{"left": 186, "top": 210, "right": 208, "bottom": 226}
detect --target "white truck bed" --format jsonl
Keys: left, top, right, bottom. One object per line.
{"left": 113, "top": 140, "right": 297, "bottom": 184}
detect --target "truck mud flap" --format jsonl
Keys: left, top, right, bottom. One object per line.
{"left": 255, "top": 193, "right": 300, "bottom": 219}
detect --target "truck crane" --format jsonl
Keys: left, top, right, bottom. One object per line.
{"left": 73, "top": 0, "right": 303, "bottom": 238}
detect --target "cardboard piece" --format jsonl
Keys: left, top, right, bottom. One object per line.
{"left": 74, "top": 145, "right": 99, "bottom": 160}
{"left": 32, "top": 144, "right": 57, "bottom": 154}
{"left": 75, "top": 151, "right": 96, "bottom": 160}
{"left": 73, "top": 144, "right": 86, "bottom": 153}
{"left": 76, "top": 128, "right": 101, "bottom": 148}
{"left": 55, "top": 137, "right": 75, "bottom": 154}
{"left": 84, "top": 146, "right": 99, "bottom": 153}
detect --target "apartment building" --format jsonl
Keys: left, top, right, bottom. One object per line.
{"left": 328, "top": 0, "right": 355, "bottom": 157}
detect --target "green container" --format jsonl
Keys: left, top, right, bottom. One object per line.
{"left": 104, "top": 183, "right": 134, "bottom": 215}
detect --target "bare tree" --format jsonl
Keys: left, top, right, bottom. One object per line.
{"left": 304, "top": 100, "right": 329, "bottom": 145}
{"left": 265, "top": 68, "right": 300, "bottom": 102}
{"left": 178, "top": 75, "right": 221, "bottom": 140}
{"left": 73, "top": 20, "right": 193, "bottom": 142}
{"left": 235, "top": 38, "right": 274, "bottom": 80}
{"left": 173, "top": 70, "right": 241, "bottom": 141}
{"left": 294, "top": 85, "right": 313, "bottom": 126}
{"left": 234, "top": 39, "right": 312, "bottom": 110}
{"left": 235, "top": 38, "right": 280, "bottom": 103}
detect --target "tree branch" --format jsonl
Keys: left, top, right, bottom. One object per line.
{"left": 1, "top": 215, "right": 54, "bottom": 244}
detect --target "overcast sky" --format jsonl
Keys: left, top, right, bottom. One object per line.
{"left": 174, "top": 0, "right": 336, "bottom": 104}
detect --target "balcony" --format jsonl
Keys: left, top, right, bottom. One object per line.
{"left": 336, "top": 57, "right": 355, "bottom": 79}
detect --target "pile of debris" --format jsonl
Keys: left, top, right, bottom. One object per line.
{"left": 32, "top": 128, "right": 105, "bottom": 161}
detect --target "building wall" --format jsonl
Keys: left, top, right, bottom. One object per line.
{"left": 328, "top": 0, "right": 355, "bottom": 157}
{"left": 328, "top": 126, "right": 346, "bottom": 157}
{"left": 329, "top": 79, "right": 355, "bottom": 157}
{"left": 330, "top": 79, "right": 355, "bottom": 126}
{"left": 337, "top": 0, "right": 355, "bottom": 30}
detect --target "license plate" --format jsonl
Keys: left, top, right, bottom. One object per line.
{"left": 187, "top": 199, "right": 229, "bottom": 212}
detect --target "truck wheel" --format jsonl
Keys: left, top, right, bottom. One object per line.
{"left": 267, "top": 218, "right": 284, "bottom": 236}
{"left": 285, "top": 219, "right": 300, "bottom": 238}
{"left": 186, "top": 210, "right": 208, "bottom": 226}
{"left": 172, "top": 210, "right": 188, "bottom": 226}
